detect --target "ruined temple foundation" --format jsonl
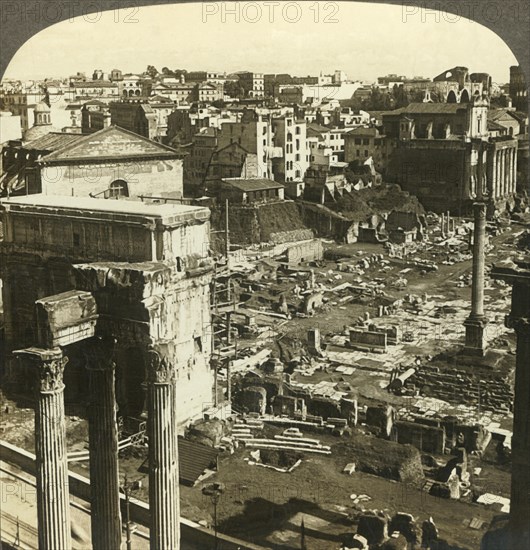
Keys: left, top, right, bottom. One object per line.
{"left": 16, "top": 348, "right": 72, "bottom": 550}
{"left": 85, "top": 338, "right": 122, "bottom": 550}
{"left": 464, "top": 201, "right": 488, "bottom": 355}
{"left": 147, "top": 348, "right": 180, "bottom": 550}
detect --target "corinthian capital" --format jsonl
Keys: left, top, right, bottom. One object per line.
{"left": 146, "top": 348, "right": 174, "bottom": 384}
{"left": 38, "top": 354, "right": 68, "bottom": 393}
{"left": 84, "top": 336, "right": 117, "bottom": 372}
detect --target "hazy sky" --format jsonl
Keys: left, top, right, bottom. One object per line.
{"left": 3, "top": 1, "right": 518, "bottom": 84}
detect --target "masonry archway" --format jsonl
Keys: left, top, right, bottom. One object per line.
{"left": 447, "top": 90, "right": 457, "bottom": 103}
{"left": 108, "top": 179, "right": 129, "bottom": 198}
{"left": 117, "top": 346, "right": 147, "bottom": 418}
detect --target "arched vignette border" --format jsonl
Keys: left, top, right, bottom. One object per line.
{"left": 0, "top": 0, "right": 529, "bottom": 86}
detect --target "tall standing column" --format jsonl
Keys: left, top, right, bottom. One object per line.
{"left": 464, "top": 201, "right": 487, "bottom": 355}
{"left": 495, "top": 151, "right": 502, "bottom": 198}
{"left": 511, "top": 317, "right": 530, "bottom": 549}
{"left": 490, "top": 264, "right": 530, "bottom": 550}
{"left": 491, "top": 153, "right": 498, "bottom": 198}
{"left": 147, "top": 348, "right": 180, "bottom": 550}
{"left": 18, "top": 348, "right": 72, "bottom": 550}
{"left": 84, "top": 337, "right": 122, "bottom": 550}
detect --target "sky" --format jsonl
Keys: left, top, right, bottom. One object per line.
{"left": 2, "top": 1, "right": 519, "bottom": 84}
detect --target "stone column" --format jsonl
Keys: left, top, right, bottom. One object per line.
{"left": 464, "top": 201, "right": 487, "bottom": 355}
{"left": 504, "top": 150, "right": 509, "bottom": 197}
{"left": 511, "top": 148, "right": 516, "bottom": 194}
{"left": 490, "top": 264, "right": 530, "bottom": 550}
{"left": 146, "top": 348, "right": 180, "bottom": 550}
{"left": 491, "top": 152, "right": 497, "bottom": 198}
{"left": 500, "top": 150, "right": 505, "bottom": 196}
{"left": 511, "top": 317, "right": 530, "bottom": 549}
{"left": 84, "top": 338, "right": 122, "bottom": 550}
{"left": 22, "top": 348, "right": 72, "bottom": 550}
{"left": 495, "top": 151, "right": 501, "bottom": 198}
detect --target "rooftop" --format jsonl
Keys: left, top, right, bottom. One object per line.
{"left": 221, "top": 178, "right": 285, "bottom": 192}
{"left": 1, "top": 194, "right": 210, "bottom": 223}
{"left": 23, "top": 132, "right": 83, "bottom": 151}
{"left": 386, "top": 103, "right": 469, "bottom": 116}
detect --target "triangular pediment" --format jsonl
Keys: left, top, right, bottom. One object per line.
{"left": 40, "top": 125, "right": 178, "bottom": 163}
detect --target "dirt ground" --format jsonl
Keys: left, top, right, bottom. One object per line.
{"left": 0, "top": 217, "right": 525, "bottom": 549}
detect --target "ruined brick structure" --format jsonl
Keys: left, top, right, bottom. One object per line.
{"left": 0, "top": 195, "right": 214, "bottom": 428}
{"left": 384, "top": 99, "right": 518, "bottom": 214}
{"left": 0, "top": 194, "right": 215, "bottom": 548}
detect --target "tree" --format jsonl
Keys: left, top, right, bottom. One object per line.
{"left": 224, "top": 80, "right": 244, "bottom": 99}
{"left": 146, "top": 65, "right": 158, "bottom": 79}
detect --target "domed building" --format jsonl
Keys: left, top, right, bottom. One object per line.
{"left": 23, "top": 101, "right": 60, "bottom": 142}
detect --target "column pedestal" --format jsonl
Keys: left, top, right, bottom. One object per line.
{"left": 19, "top": 348, "right": 72, "bottom": 550}
{"left": 147, "top": 348, "right": 180, "bottom": 550}
{"left": 85, "top": 338, "right": 122, "bottom": 550}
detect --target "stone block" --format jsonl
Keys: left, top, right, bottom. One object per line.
{"left": 36, "top": 290, "right": 97, "bottom": 347}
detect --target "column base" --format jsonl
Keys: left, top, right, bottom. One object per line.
{"left": 464, "top": 316, "right": 487, "bottom": 356}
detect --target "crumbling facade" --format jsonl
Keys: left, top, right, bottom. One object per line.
{"left": 0, "top": 195, "right": 214, "bottom": 427}
{"left": 0, "top": 194, "right": 216, "bottom": 548}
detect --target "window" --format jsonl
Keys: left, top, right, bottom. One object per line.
{"left": 295, "top": 127, "right": 301, "bottom": 135}
{"left": 108, "top": 180, "right": 129, "bottom": 198}
{"left": 73, "top": 233, "right": 80, "bottom": 247}
{"left": 295, "top": 170, "right": 301, "bottom": 178}
{"left": 295, "top": 139, "right": 300, "bottom": 150}
{"left": 356, "top": 150, "right": 360, "bottom": 157}
{"left": 362, "top": 139, "right": 369, "bottom": 145}
{"left": 287, "top": 133, "right": 292, "bottom": 142}
{"left": 295, "top": 154, "right": 300, "bottom": 161}
{"left": 364, "top": 150, "right": 369, "bottom": 157}
{"left": 355, "top": 138, "right": 361, "bottom": 145}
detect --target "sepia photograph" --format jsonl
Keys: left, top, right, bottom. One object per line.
{"left": 0, "top": 1, "right": 528, "bottom": 549}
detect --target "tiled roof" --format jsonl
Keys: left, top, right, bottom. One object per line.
{"left": 386, "top": 103, "right": 467, "bottom": 116}
{"left": 178, "top": 436, "right": 218, "bottom": 486}
{"left": 24, "top": 132, "right": 83, "bottom": 151}
{"left": 72, "top": 81, "right": 117, "bottom": 88}
{"left": 221, "top": 178, "right": 285, "bottom": 192}
{"left": 307, "top": 123, "right": 331, "bottom": 135}
{"left": 39, "top": 125, "right": 178, "bottom": 162}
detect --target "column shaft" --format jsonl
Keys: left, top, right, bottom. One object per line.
{"left": 29, "top": 349, "right": 71, "bottom": 550}
{"left": 147, "top": 349, "right": 180, "bottom": 550}
{"left": 470, "top": 202, "right": 486, "bottom": 318}
{"left": 464, "top": 201, "right": 487, "bottom": 354}
{"left": 86, "top": 339, "right": 122, "bottom": 550}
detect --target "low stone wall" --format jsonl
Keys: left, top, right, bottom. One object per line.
{"left": 394, "top": 420, "right": 446, "bottom": 455}
{"left": 408, "top": 365, "right": 514, "bottom": 413}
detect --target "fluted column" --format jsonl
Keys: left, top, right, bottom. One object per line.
{"left": 25, "top": 348, "right": 71, "bottom": 550}
{"left": 84, "top": 337, "right": 122, "bottom": 550}
{"left": 511, "top": 148, "right": 516, "bottom": 194}
{"left": 147, "top": 348, "right": 180, "bottom": 550}
{"left": 464, "top": 201, "right": 487, "bottom": 355}
{"left": 496, "top": 151, "right": 501, "bottom": 198}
